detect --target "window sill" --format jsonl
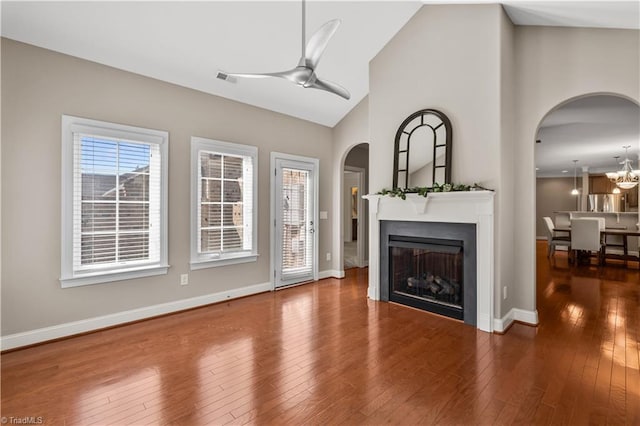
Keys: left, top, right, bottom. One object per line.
{"left": 60, "top": 264, "right": 170, "bottom": 288}
{"left": 190, "top": 254, "right": 259, "bottom": 270}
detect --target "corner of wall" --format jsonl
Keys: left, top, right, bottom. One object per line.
{"left": 330, "top": 96, "right": 370, "bottom": 273}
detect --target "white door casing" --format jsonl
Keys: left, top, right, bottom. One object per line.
{"left": 271, "top": 152, "right": 319, "bottom": 288}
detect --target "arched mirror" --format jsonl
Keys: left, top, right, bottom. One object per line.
{"left": 393, "top": 109, "right": 452, "bottom": 189}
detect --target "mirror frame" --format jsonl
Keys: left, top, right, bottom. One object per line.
{"left": 392, "top": 109, "right": 452, "bottom": 189}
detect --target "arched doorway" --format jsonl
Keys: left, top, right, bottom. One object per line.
{"left": 534, "top": 92, "right": 640, "bottom": 305}
{"left": 342, "top": 143, "right": 369, "bottom": 270}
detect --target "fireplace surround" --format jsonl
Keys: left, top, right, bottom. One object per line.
{"left": 363, "top": 191, "right": 495, "bottom": 332}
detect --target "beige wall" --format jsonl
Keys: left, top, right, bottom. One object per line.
{"left": 331, "top": 96, "right": 369, "bottom": 273}
{"left": 366, "top": 5, "right": 640, "bottom": 321}
{"left": 536, "top": 177, "right": 581, "bottom": 237}
{"left": 369, "top": 4, "right": 503, "bottom": 192}
{"left": 3, "top": 11, "right": 639, "bottom": 340}
{"left": 369, "top": 4, "right": 511, "bottom": 317}
{"left": 497, "top": 10, "right": 516, "bottom": 317}
{"left": 1, "top": 38, "right": 333, "bottom": 335}
{"left": 513, "top": 26, "right": 640, "bottom": 312}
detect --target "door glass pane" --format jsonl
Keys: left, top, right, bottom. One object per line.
{"left": 280, "top": 168, "right": 312, "bottom": 278}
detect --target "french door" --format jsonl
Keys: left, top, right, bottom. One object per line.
{"left": 271, "top": 153, "right": 318, "bottom": 288}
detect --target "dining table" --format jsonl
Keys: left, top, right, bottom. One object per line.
{"left": 554, "top": 226, "right": 640, "bottom": 268}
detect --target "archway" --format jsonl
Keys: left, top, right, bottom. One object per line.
{"left": 534, "top": 92, "right": 640, "bottom": 308}
{"left": 342, "top": 143, "right": 369, "bottom": 270}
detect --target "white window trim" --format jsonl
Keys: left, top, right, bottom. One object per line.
{"left": 61, "top": 115, "right": 169, "bottom": 287}
{"left": 190, "top": 137, "right": 259, "bottom": 270}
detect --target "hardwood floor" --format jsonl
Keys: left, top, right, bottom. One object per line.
{"left": 1, "top": 243, "right": 639, "bottom": 425}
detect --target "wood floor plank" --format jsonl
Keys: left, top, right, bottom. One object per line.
{"left": 1, "top": 244, "right": 638, "bottom": 425}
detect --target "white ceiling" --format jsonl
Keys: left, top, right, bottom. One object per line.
{"left": 502, "top": 1, "right": 640, "bottom": 30}
{"left": 1, "top": 0, "right": 640, "bottom": 176}
{"left": 1, "top": 1, "right": 422, "bottom": 127}
{"left": 2, "top": 1, "right": 638, "bottom": 128}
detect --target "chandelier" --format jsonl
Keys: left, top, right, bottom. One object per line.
{"left": 605, "top": 145, "right": 640, "bottom": 189}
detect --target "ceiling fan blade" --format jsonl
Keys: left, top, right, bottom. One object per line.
{"left": 226, "top": 68, "right": 313, "bottom": 86}
{"left": 304, "top": 19, "right": 341, "bottom": 69}
{"left": 307, "top": 76, "right": 350, "bottom": 100}
{"left": 224, "top": 71, "right": 280, "bottom": 79}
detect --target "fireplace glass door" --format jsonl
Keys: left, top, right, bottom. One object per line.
{"left": 389, "top": 236, "right": 464, "bottom": 319}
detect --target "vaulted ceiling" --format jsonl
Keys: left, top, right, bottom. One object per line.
{"left": 2, "top": 1, "right": 638, "bottom": 128}
{"left": 3, "top": 1, "right": 638, "bottom": 176}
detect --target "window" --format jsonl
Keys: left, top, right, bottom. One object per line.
{"left": 61, "top": 116, "right": 168, "bottom": 287}
{"left": 190, "top": 137, "right": 258, "bottom": 269}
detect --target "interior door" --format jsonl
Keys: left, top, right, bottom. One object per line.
{"left": 272, "top": 153, "right": 318, "bottom": 288}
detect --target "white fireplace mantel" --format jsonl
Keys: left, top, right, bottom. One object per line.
{"left": 363, "top": 191, "right": 495, "bottom": 332}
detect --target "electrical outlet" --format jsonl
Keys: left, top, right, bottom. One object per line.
{"left": 503, "top": 286, "right": 507, "bottom": 300}
{"left": 180, "top": 274, "right": 189, "bottom": 286}
{"left": 326, "top": 252, "right": 331, "bottom": 261}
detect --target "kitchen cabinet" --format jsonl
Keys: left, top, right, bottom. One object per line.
{"left": 627, "top": 188, "right": 638, "bottom": 207}
{"left": 589, "top": 175, "right": 611, "bottom": 193}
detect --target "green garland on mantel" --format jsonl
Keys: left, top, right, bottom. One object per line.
{"left": 377, "top": 183, "right": 493, "bottom": 200}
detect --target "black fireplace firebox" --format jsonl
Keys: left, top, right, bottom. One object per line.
{"left": 380, "top": 221, "right": 477, "bottom": 326}
{"left": 389, "top": 236, "right": 464, "bottom": 320}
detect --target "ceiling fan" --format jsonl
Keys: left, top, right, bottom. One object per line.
{"left": 218, "top": 0, "right": 350, "bottom": 100}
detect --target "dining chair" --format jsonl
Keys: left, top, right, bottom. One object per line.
{"left": 543, "top": 216, "right": 570, "bottom": 258}
{"left": 601, "top": 231, "right": 627, "bottom": 266}
{"left": 570, "top": 218, "right": 605, "bottom": 266}
{"left": 552, "top": 214, "right": 571, "bottom": 239}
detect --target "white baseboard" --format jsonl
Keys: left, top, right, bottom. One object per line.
{"left": 493, "top": 308, "right": 539, "bottom": 333}
{"left": 318, "top": 270, "right": 345, "bottom": 279}
{"left": 1, "top": 281, "right": 272, "bottom": 351}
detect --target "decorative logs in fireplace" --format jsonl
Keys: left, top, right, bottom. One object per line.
{"left": 380, "top": 220, "right": 477, "bottom": 325}
{"left": 388, "top": 234, "right": 465, "bottom": 320}
{"left": 406, "top": 273, "right": 461, "bottom": 305}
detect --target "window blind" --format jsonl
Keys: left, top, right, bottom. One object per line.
{"left": 280, "top": 168, "right": 313, "bottom": 280}
{"left": 73, "top": 133, "right": 161, "bottom": 272}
